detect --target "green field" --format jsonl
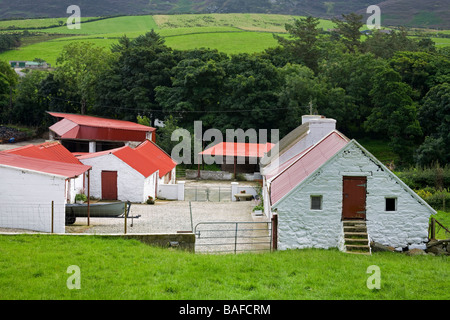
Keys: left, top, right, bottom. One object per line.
{"left": 0, "top": 14, "right": 326, "bottom": 65}
{"left": 0, "top": 13, "right": 448, "bottom": 67}
{"left": 0, "top": 234, "right": 448, "bottom": 300}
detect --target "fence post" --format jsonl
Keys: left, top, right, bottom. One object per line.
{"left": 234, "top": 222, "right": 239, "bottom": 254}
{"left": 124, "top": 202, "right": 127, "bottom": 234}
{"left": 430, "top": 217, "right": 435, "bottom": 240}
{"left": 271, "top": 212, "right": 278, "bottom": 251}
{"left": 189, "top": 201, "right": 193, "bottom": 232}
{"left": 51, "top": 201, "right": 54, "bottom": 234}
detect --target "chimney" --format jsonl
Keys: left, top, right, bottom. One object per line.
{"left": 303, "top": 115, "right": 336, "bottom": 146}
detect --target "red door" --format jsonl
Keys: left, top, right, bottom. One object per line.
{"left": 342, "top": 176, "right": 367, "bottom": 220}
{"left": 101, "top": 171, "right": 118, "bottom": 200}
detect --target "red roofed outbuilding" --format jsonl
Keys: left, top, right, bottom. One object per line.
{"left": 0, "top": 142, "right": 91, "bottom": 234}
{"left": 47, "top": 112, "right": 156, "bottom": 154}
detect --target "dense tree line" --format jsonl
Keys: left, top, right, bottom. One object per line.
{"left": 1, "top": 14, "right": 449, "bottom": 167}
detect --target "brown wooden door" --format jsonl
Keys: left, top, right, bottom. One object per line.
{"left": 101, "top": 171, "right": 117, "bottom": 200}
{"left": 342, "top": 176, "right": 367, "bottom": 220}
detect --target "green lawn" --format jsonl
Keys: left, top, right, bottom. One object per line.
{"left": 0, "top": 234, "right": 448, "bottom": 300}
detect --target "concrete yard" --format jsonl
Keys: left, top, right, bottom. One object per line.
{"left": 66, "top": 199, "right": 269, "bottom": 235}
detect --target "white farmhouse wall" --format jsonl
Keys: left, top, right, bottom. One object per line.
{"left": 273, "top": 142, "right": 433, "bottom": 250}
{"left": 80, "top": 154, "right": 153, "bottom": 203}
{"left": 143, "top": 171, "right": 157, "bottom": 201}
{"left": 0, "top": 166, "right": 66, "bottom": 233}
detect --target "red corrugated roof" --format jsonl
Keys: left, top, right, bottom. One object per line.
{"left": 78, "top": 145, "right": 160, "bottom": 178}
{"left": 5, "top": 141, "right": 83, "bottom": 165}
{"left": 48, "top": 112, "right": 156, "bottom": 142}
{"left": 0, "top": 152, "right": 90, "bottom": 178}
{"left": 200, "top": 142, "right": 274, "bottom": 158}
{"left": 270, "top": 131, "right": 349, "bottom": 205}
{"left": 134, "top": 140, "right": 177, "bottom": 178}
{"left": 48, "top": 112, "right": 155, "bottom": 132}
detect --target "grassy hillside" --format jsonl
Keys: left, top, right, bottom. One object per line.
{"left": 0, "top": 234, "right": 448, "bottom": 300}
{"left": 0, "top": 0, "right": 448, "bottom": 28}
{"left": 0, "top": 13, "right": 448, "bottom": 67}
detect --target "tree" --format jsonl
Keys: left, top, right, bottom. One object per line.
{"left": 273, "top": 16, "right": 321, "bottom": 72}
{"left": 9, "top": 70, "right": 47, "bottom": 126}
{"left": 95, "top": 31, "right": 175, "bottom": 122}
{"left": 362, "top": 28, "right": 421, "bottom": 59}
{"left": 155, "top": 56, "right": 226, "bottom": 130}
{"left": 332, "top": 13, "right": 364, "bottom": 53}
{"left": 54, "top": 41, "right": 116, "bottom": 115}
{"left": 415, "top": 83, "right": 450, "bottom": 166}
{"left": 365, "top": 66, "right": 422, "bottom": 163}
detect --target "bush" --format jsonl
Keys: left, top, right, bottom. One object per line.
{"left": 146, "top": 196, "right": 155, "bottom": 205}
{"left": 395, "top": 164, "right": 450, "bottom": 190}
{"left": 415, "top": 187, "right": 450, "bottom": 212}
{"left": 75, "top": 193, "right": 87, "bottom": 202}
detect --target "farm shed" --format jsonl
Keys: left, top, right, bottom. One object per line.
{"left": 0, "top": 152, "right": 91, "bottom": 233}
{"left": 3, "top": 141, "right": 87, "bottom": 203}
{"left": 199, "top": 141, "right": 274, "bottom": 179}
{"left": 264, "top": 129, "right": 436, "bottom": 252}
{"left": 47, "top": 112, "right": 156, "bottom": 154}
{"left": 78, "top": 145, "right": 159, "bottom": 203}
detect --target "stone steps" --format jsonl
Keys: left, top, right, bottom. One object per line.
{"left": 342, "top": 220, "right": 371, "bottom": 255}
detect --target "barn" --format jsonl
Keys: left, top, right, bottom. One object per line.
{"left": 77, "top": 145, "right": 159, "bottom": 203}
{"left": 0, "top": 151, "right": 91, "bottom": 233}
{"left": 47, "top": 112, "right": 156, "bottom": 153}
{"left": 262, "top": 116, "right": 436, "bottom": 253}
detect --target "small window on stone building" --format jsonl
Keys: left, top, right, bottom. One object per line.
{"left": 385, "top": 197, "right": 397, "bottom": 211}
{"left": 311, "top": 195, "right": 322, "bottom": 210}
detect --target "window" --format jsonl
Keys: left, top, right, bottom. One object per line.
{"left": 385, "top": 197, "right": 397, "bottom": 211}
{"left": 311, "top": 195, "right": 322, "bottom": 210}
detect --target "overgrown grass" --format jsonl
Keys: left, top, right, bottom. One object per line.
{"left": 0, "top": 235, "right": 448, "bottom": 300}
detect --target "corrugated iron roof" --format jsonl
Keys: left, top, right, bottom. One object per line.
{"left": 47, "top": 112, "right": 156, "bottom": 142}
{"left": 134, "top": 140, "right": 177, "bottom": 178}
{"left": 200, "top": 142, "right": 274, "bottom": 158}
{"left": 4, "top": 141, "right": 83, "bottom": 165}
{"left": 0, "top": 152, "right": 90, "bottom": 178}
{"left": 78, "top": 145, "right": 161, "bottom": 178}
{"left": 270, "top": 131, "right": 349, "bottom": 205}
{"left": 48, "top": 112, "right": 155, "bottom": 132}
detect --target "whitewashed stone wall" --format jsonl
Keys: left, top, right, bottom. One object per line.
{"left": 0, "top": 166, "right": 66, "bottom": 233}
{"left": 80, "top": 154, "right": 157, "bottom": 203}
{"left": 273, "top": 141, "right": 434, "bottom": 250}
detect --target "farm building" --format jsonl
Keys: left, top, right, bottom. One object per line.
{"left": 261, "top": 115, "right": 436, "bottom": 253}
{"left": 0, "top": 150, "right": 91, "bottom": 233}
{"left": 77, "top": 138, "right": 178, "bottom": 203}
{"left": 3, "top": 141, "right": 89, "bottom": 203}
{"left": 47, "top": 112, "right": 156, "bottom": 153}
{"left": 199, "top": 141, "right": 274, "bottom": 180}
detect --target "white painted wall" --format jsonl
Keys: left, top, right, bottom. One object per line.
{"left": 273, "top": 142, "right": 434, "bottom": 251}
{"left": 0, "top": 166, "right": 66, "bottom": 233}
{"left": 157, "top": 181, "right": 185, "bottom": 200}
{"left": 80, "top": 154, "right": 157, "bottom": 203}
{"left": 65, "top": 174, "right": 85, "bottom": 203}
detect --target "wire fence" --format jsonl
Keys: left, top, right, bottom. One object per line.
{"left": 0, "top": 200, "right": 271, "bottom": 253}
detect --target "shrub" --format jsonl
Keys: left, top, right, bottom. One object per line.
{"left": 415, "top": 188, "right": 450, "bottom": 212}
{"left": 146, "top": 196, "right": 155, "bottom": 205}
{"left": 75, "top": 193, "right": 87, "bottom": 202}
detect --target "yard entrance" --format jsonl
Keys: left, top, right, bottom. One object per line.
{"left": 184, "top": 185, "right": 232, "bottom": 202}
{"left": 194, "top": 221, "right": 272, "bottom": 254}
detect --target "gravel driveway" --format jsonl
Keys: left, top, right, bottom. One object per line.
{"left": 67, "top": 199, "right": 269, "bottom": 234}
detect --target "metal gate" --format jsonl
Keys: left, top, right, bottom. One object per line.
{"left": 194, "top": 221, "right": 272, "bottom": 254}
{"left": 185, "top": 186, "right": 231, "bottom": 202}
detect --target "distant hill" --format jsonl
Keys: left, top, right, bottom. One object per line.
{"left": 1, "top": 0, "right": 449, "bottom": 29}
